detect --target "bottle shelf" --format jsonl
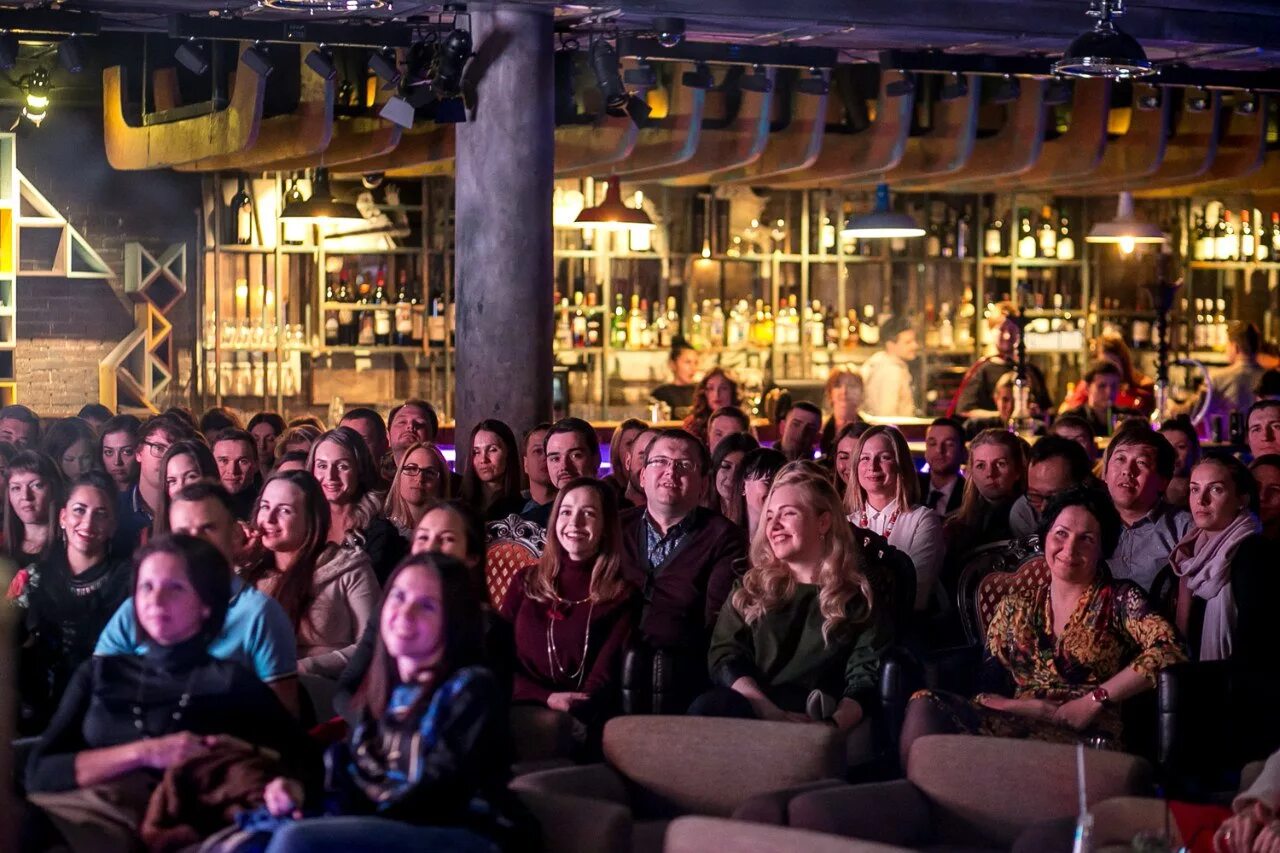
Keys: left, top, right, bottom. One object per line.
{"left": 980, "top": 257, "right": 1083, "bottom": 268}
{"left": 322, "top": 301, "right": 422, "bottom": 312}
{"left": 1187, "top": 260, "right": 1280, "bottom": 271}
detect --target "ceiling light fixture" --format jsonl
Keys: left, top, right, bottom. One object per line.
{"left": 992, "top": 74, "right": 1021, "bottom": 104}
{"left": 0, "top": 32, "right": 15, "bottom": 72}
{"left": 1054, "top": 0, "right": 1154, "bottom": 80}
{"left": 263, "top": 0, "right": 387, "bottom": 9}
{"left": 280, "top": 168, "right": 366, "bottom": 226}
{"left": 368, "top": 46, "right": 400, "bottom": 86}
{"left": 575, "top": 179, "right": 655, "bottom": 231}
{"left": 58, "top": 35, "right": 84, "bottom": 74}
{"left": 20, "top": 66, "right": 50, "bottom": 126}
{"left": 739, "top": 64, "right": 772, "bottom": 93}
{"left": 175, "top": 38, "right": 209, "bottom": 75}
{"left": 590, "top": 38, "right": 651, "bottom": 126}
{"left": 623, "top": 58, "right": 657, "bottom": 89}
{"left": 1086, "top": 191, "right": 1166, "bottom": 251}
{"left": 433, "top": 26, "right": 473, "bottom": 99}
{"left": 681, "top": 61, "right": 714, "bottom": 90}
{"left": 241, "top": 41, "right": 274, "bottom": 77}
{"left": 653, "top": 17, "right": 685, "bottom": 48}
{"left": 795, "top": 67, "right": 829, "bottom": 96}
{"left": 840, "top": 183, "right": 925, "bottom": 240}
{"left": 940, "top": 72, "right": 968, "bottom": 100}
{"left": 304, "top": 44, "right": 337, "bottom": 80}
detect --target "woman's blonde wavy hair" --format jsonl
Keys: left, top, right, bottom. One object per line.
{"left": 732, "top": 461, "right": 873, "bottom": 643}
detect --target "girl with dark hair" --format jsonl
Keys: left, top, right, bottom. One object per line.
{"left": 4, "top": 450, "right": 65, "bottom": 605}
{"left": 725, "top": 447, "right": 787, "bottom": 538}
{"left": 242, "top": 470, "right": 380, "bottom": 681}
{"left": 24, "top": 534, "right": 317, "bottom": 853}
{"left": 901, "top": 485, "right": 1184, "bottom": 759}
{"left": 499, "top": 478, "right": 636, "bottom": 726}
{"left": 253, "top": 554, "right": 529, "bottom": 852}
{"left": 40, "top": 418, "right": 100, "bottom": 480}
{"left": 682, "top": 368, "right": 741, "bottom": 444}
{"left": 308, "top": 426, "right": 406, "bottom": 583}
{"left": 20, "top": 471, "right": 128, "bottom": 733}
{"left": 706, "top": 432, "right": 759, "bottom": 514}
{"left": 151, "top": 439, "right": 218, "bottom": 537}
{"left": 651, "top": 337, "right": 700, "bottom": 419}
{"left": 460, "top": 418, "right": 526, "bottom": 521}
{"left": 1159, "top": 416, "right": 1201, "bottom": 510}
{"left": 249, "top": 411, "right": 288, "bottom": 477}
{"left": 98, "top": 414, "right": 141, "bottom": 493}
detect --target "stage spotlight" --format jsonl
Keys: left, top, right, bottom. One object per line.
{"left": 433, "top": 28, "right": 472, "bottom": 98}
{"left": 590, "top": 39, "right": 650, "bottom": 126}
{"left": 58, "top": 35, "right": 84, "bottom": 74}
{"left": 368, "top": 46, "right": 400, "bottom": 86}
{"left": 241, "top": 41, "right": 274, "bottom": 77}
{"left": 681, "top": 62, "right": 714, "bottom": 90}
{"left": 795, "top": 67, "right": 829, "bottom": 96}
{"left": 0, "top": 32, "right": 17, "bottom": 72}
{"left": 21, "top": 67, "right": 50, "bottom": 126}
{"left": 305, "top": 45, "right": 337, "bottom": 81}
{"left": 175, "top": 38, "right": 209, "bottom": 76}
{"left": 739, "top": 64, "right": 772, "bottom": 93}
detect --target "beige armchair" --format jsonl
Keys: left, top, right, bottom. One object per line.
{"left": 665, "top": 816, "right": 912, "bottom": 853}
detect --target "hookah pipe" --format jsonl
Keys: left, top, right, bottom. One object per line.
{"left": 1143, "top": 254, "right": 1211, "bottom": 427}
{"left": 1008, "top": 284, "right": 1033, "bottom": 432}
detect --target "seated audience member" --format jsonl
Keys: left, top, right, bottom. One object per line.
{"left": 24, "top": 535, "right": 317, "bottom": 853}
{"left": 247, "top": 411, "right": 287, "bottom": 479}
{"left": 4, "top": 450, "right": 64, "bottom": 604}
{"left": 20, "top": 471, "right": 128, "bottom": 733}
{"left": 1050, "top": 413, "right": 1100, "bottom": 467}
{"left": 606, "top": 417, "right": 647, "bottom": 502}
{"left": 1246, "top": 399, "right": 1280, "bottom": 459}
{"left": 944, "top": 428, "right": 1027, "bottom": 551}
{"left": 861, "top": 316, "right": 919, "bottom": 418}
{"left": 0, "top": 439, "right": 15, "bottom": 481}
{"left": 1204, "top": 321, "right": 1266, "bottom": 430}
{"left": 651, "top": 337, "right": 700, "bottom": 419}
{"left": 1151, "top": 454, "right": 1274, "bottom": 668}
{"left": 114, "top": 414, "right": 195, "bottom": 556}
{"left": 95, "top": 482, "right": 300, "bottom": 716}
{"left": 75, "top": 403, "right": 113, "bottom": 434}
{"left": 162, "top": 405, "right": 198, "bottom": 431}
{"left": 242, "top": 470, "right": 380, "bottom": 680}
{"left": 777, "top": 401, "right": 823, "bottom": 462}
{"left": 211, "top": 428, "right": 261, "bottom": 520}
{"left": 1214, "top": 748, "right": 1280, "bottom": 853}
{"left": 1060, "top": 360, "right": 1123, "bottom": 438}
{"left": 286, "top": 414, "right": 325, "bottom": 430}
{"left": 920, "top": 417, "right": 967, "bottom": 515}
{"left": 98, "top": 414, "right": 140, "bottom": 494}
{"left": 1009, "top": 436, "right": 1093, "bottom": 540}
{"left": 387, "top": 398, "right": 440, "bottom": 465}
{"left": 693, "top": 464, "right": 890, "bottom": 729}
{"left": 519, "top": 421, "right": 555, "bottom": 517}
{"left": 1251, "top": 455, "right": 1280, "bottom": 540}
{"left": 275, "top": 424, "right": 322, "bottom": 461}
{"left": 500, "top": 478, "right": 636, "bottom": 731}
{"left": 820, "top": 367, "right": 866, "bottom": 464}
{"left": 251, "top": 554, "right": 527, "bottom": 852}
{"left": 199, "top": 405, "right": 243, "bottom": 437}
{"left": 707, "top": 432, "right": 759, "bottom": 514}
{"left": 683, "top": 367, "right": 740, "bottom": 445}
{"left": 902, "top": 485, "right": 1184, "bottom": 759}
{"left": 524, "top": 417, "right": 600, "bottom": 527}
{"left": 309, "top": 426, "right": 407, "bottom": 583}
{"left": 1159, "top": 416, "right": 1201, "bottom": 509}
{"left": 40, "top": 417, "right": 99, "bottom": 480}
{"left": 384, "top": 442, "right": 449, "bottom": 537}
{"left": 1257, "top": 368, "right": 1280, "bottom": 400}
{"left": 952, "top": 315, "right": 1053, "bottom": 419}
{"left": 461, "top": 418, "right": 527, "bottom": 521}
{"left": 1103, "top": 422, "right": 1190, "bottom": 591}
{"left": 0, "top": 403, "right": 41, "bottom": 449}
{"left": 623, "top": 428, "right": 659, "bottom": 509}
{"left": 726, "top": 447, "right": 788, "bottom": 539}
{"left": 273, "top": 450, "right": 309, "bottom": 474}
{"left": 152, "top": 439, "right": 218, "bottom": 536}
{"left": 963, "top": 371, "right": 1017, "bottom": 439}
{"left": 1059, "top": 331, "right": 1155, "bottom": 418}
{"left": 845, "top": 425, "right": 944, "bottom": 611}
{"left": 621, "top": 428, "right": 749, "bottom": 706}
{"left": 707, "top": 406, "right": 752, "bottom": 453}
{"left": 339, "top": 406, "right": 391, "bottom": 483}
{"left": 832, "top": 422, "right": 862, "bottom": 497}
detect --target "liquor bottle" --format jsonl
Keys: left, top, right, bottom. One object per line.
{"left": 751, "top": 299, "right": 773, "bottom": 347}
{"left": 1215, "top": 210, "right": 1235, "bottom": 260}
{"left": 924, "top": 304, "right": 940, "bottom": 348}
{"left": 689, "top": 302, "right": 706, "bottom": 350}
{"left": 640, "top": 299, "right": 655, "bottom": 348}
{"left": 939, "top": 302, "right": 955, "bottom": 349}
{"left": 610, "top": 294, "right": 627, "bottom": 348}
{"left": 859, "top": 304, "right": 879, "bottom": 346}
{"left": 627, "top": 294, "right": 646, "bottom": 349}
{"left": 782, "top": 294, "right": 800, "bottom": 345}
{"left": 1017, "top": 211, "right": 1037, "bottom": 259}
{"left": 956, "top": 286, "right": 976, "bottom": 347}
{"left": 925, "top": 217, "right": 942, "bottom": 258}
{"left": 955, "top": 207, "right": 971, "bottom": 259}
{"left": 372, "top": 267, "right": 392, "bottom": 346}
{"left": 585, "top": 292, "right": 602, "bottom": 347}
{"left": 1192, "top": 299, "right": 1206, "bottom": 349}
{"left": 1240, "top": 210, "right": 1255, "bottom": 260}
{"left": 710, "top": 299, "right": 726, "bottom": 347}
{"left": 324, "top": 276, "right": 339, "bottom": 346}
{"left": 984, "top": 210, "right": 1005, "bottom": 257}
{"left": 1215, "top": 298, "right": 1228, "bottom": 349}
{"left": 428, "top": 295, "right": 446, "bottom": 349}
{"left": 1191, "top": 210, "right": 1207, "bottom": 261}
{"left": 1057, "top": 216, "right": 1076, "bottom": 261}
{"left": 1038, "top": 205, "right": 1057, "bottom": 258}
{"left": 336, "top": 268, "right": 357, "bottom": 346}
{"left": 571, "top": 292, "right": 588, "bottom": 348}
{"left": 230, "top": 176, "right": 253, "bottom": 245}
{"left": 726, "top": 300, "right": 747, "bottom": 347}
{"left": 1271, "top": 212, "right": 1280, "bottom": 257}
{"left": 409, "top": 271, "right": 425, "bottom": 348}
{"left": 393, "top": 268, "right": 413, "bottom": 347}
{"left": 663, "top": 296, "right": 680, "bottom": 345}
{"left": 807, "top": 299, "right": 826, "bottom": 348}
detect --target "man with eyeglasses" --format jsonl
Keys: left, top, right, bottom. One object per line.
{"left": 1008, "top": 435, "right": 1093, "bottom": 540}
{"left": 620, "top": 428, "right": 747, "bottom": 709}
{"left": 112, "top": 413, "right": 194, "bottom": 557}
{"left": 523, "top": 417, "right": 599, "bottom": 527}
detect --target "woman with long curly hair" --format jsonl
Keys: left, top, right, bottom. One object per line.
{"left": 691, "top": 463, "right": 891, "bottom": 730}
{"left": 682, "top": 367, "right": 741, "bottom": 445}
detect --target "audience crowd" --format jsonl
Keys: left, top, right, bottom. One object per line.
{"left": 5, "top": 332, "right": 1280, "bottom": 852}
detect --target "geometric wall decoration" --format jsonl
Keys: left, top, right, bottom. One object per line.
{"left": 100, "top": 243, "right": 185, "bottom": 412}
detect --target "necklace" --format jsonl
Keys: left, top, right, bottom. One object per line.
{"left": 860, "top": 502, "right": 901, "bottom": 539}
{"left": 132, "top": 667, "right": 200, "bottom": 736}
{"left": 546, "top": 596, "right": 594, "bottom": 688}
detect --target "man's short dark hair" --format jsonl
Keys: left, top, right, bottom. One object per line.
{"left": 388, "top": 399, "right": 439, "bottom": 441}
{"left": 544, "top": 417, "right": 599, "bottom": 459}
{"left": 1247, "top": 398, "right": 1280, "bottom": 423}
{"left": 928, "top": 416, "right": 966, "bottom": 442}
{"left": 1028, "top": 434, "right": 1092, "bottom": 484}
{"left": 1228, "top": 321, "right": 1261, "bottom": 357}
{"left": 646, "top": 427, "right": 711, "bottom": 476}
{"left": 708, "top": 406, "right": 750, "bottom": 432}
{"left": 1083, "top": 360, "right": 1123, "bottom": 384}
{"left": 522, "top": 421, "right": 552, "bottom": 457}
{"left": 880, "top": 315, "right": 913, "bottom": 346}
{"left": 0, "top": 404, "right": 39, "bottom": 431}
{"left": 77, "top": 403, "right": 113, "bottom": 422}
{"left": 789, "top": 401, "right": 823, "bottom": 421}
{"left": 171, "top": 481, "right": 236, "bottom": 517}
{"left": 1250, "top": 453, "right": 1280, "bottom": 475}
{"left": 211, "top": 428, "right": 258, "bottom": 460}
{"left": 199, "top": 406, "right": 243, "bottom": 438}
{"left": 1256, "top": 369, "right": 1280, "bottom": 399}
{"left": 139, "top": 413, "right": 195, "bottom": 446}
{"left": 341, "top": 407, "right": 388, "bottom": 445}
{"left": 1104, "top": 420, "right": 1176, "bottom": 481}
{"left": 1053, "top": 413, "right": 1097, "bottom": 441}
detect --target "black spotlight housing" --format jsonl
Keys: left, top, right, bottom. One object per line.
{"left": 305, "top": 45, "right": 337, "bottom": 81}
{"left": 623, "top": 59, "right": 657, "bottom": 89}
{"left": 739, "top": 64, "right": 772, "bottom": 94}
{"left": 991, "top": 74, "right": 1021, "bottom": 104}
{"left": 58, "top": 35, "right": 84, "bottom": 74}
{"left": 241, "top": 42, "right": 274, "bottom": 77}
{"left": 433, "top": 28, "right": 472, "bottom": 98}
{"left": 795, "top": 67, "right": 829, "bottom": 96}
{"left": 940, "top": 72, "right": 968, "bottom": 100}
{"left": 175, "top": 38, "right": 209, "bottom": 76}
{"left": 368, "top": 46, "right": 400, "bottom": 86}
{"left": 681, "top": 62, "right": 714, "bottom": 90}
{"left": 0, "top": 32, "right": 17, "bottom": 72}
{"left": 653, "top": 17, "right": 685, "bottom": 48}
{"left": 886, "top": 72, "right": 916, "bottom": 98}
{"left": 590, "top": 39, "right": 650, "bottom": 126}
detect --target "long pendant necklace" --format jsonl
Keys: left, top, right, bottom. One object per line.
{"left": 546, "top": 597, "right": 594, "bottom": 688}
{"left": 860, "top": 503, "right": 901, "bottom": 539}
{"left": 133, "top": 668, "right": 199, "bottom": 736}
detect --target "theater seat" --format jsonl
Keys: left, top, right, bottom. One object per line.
{"left": 511, "top": 716, "right": 847, "bottom": 853}
{"left": 484, "top": 514, "right": 545, "bottom": 609}
{"left": 665, "top": 816, "right": 912, "bottom": 853}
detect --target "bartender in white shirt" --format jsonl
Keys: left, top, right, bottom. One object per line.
{"left": 861, "top": 316, "right": 918, "bottom": 419}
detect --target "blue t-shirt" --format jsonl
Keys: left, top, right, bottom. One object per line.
{"left": 94, "top": 577, "right": 297, "bottom": 683}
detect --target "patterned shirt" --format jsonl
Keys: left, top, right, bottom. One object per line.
{"left": 644, "top": 511, "right": 698, "bottom": 573}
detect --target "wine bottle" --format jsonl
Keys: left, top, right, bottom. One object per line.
{"left": 372, "top": 267, "right": 391, "bottom": 346}
{"left": 1057, "top": 216, "right": 1075, "bottom": 261}
{"left": 324, "top": 275, "right": 339, "bottom": 346}
{"left": 393, "top": 268, "right": 412, "bottom": 347}
{"left": 1017, "top": 211, "right": 1037, "bottom": 259}
{"left": 1240, "top": 210, "right": 1256, "bottom": 260}
{"left": 1038, "top": 205, "right": 1057, "bottom": 258}
{"left": 336, "top": 267, "right": 357, "bottom": 346}
{"left": 984, "top": 210, "right": 1005, "bottom": 257}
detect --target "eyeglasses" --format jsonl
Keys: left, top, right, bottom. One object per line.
{"left": 645, "top": 456, "right": 698, "bottom": 475}
{"left": 142, "top": 440, "right": 170, "bottom": 459}
{"left": 401, "top": 464, "right": 442, "bottom": 481}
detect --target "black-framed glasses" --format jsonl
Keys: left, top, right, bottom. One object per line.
{"left": 402, "top": 464, "right": 442, "bottom": 481}
{"left": 142, "top": 440, "right": 170, "bottom": 459}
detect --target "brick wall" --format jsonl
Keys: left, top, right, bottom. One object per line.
{"left": 14, "top": 109, "right": 201, "bottom": 417}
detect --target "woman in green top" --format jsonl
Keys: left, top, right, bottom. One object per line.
{"left": 690, "top": 462, "right": 892, "bottom": 729}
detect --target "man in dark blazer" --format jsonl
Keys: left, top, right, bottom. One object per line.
{"left": 620, "top": 428, "right": 748, "bottom": 710}
{"left": 919, "top": 417, "right": 967, "bottom": 516}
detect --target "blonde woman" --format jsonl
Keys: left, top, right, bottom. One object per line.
{"left": 845, "top": 425, "right": 944, "bottom": 611}
{"left": 693, "top": 463, "right": 891, "bottom": 730}
{"left": 383, "top": 441, "right": 450, "bottom": 537}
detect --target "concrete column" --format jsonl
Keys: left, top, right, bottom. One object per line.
{"left": 454, "top": 4, "right": 554, "bottom": 449}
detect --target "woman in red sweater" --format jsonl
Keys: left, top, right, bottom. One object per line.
{"left": 499, "top": 477, "right": 636, "bottom": 730}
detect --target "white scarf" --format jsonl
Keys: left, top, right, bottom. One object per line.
{"left": 1169, "top": 511, "right": 1262, "bottom": 661}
